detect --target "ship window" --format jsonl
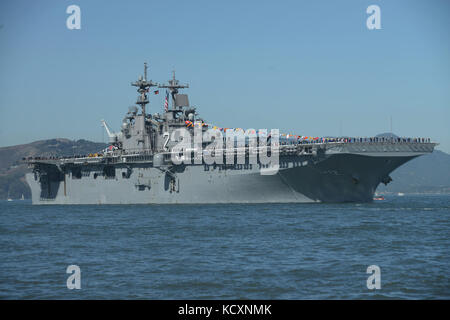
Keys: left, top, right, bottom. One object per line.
{"left": 103, "top": 165, "right": 116, "bottom": 179}
{"left": 72, "top": 167, "right": 82, "bottom": 179}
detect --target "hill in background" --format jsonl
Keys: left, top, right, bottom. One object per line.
{"left": 377, "top": 149, "right": 450, "bottom": 194}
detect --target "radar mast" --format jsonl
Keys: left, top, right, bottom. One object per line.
{"left": 131, "top": 62, "right": 158, "bottom": 116}
{"left": 158, "top": 70, "right": 189, "bottom": 111}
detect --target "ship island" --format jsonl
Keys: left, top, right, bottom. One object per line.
{"left": 25, "top": 63, "right": 436, "bottom": 204}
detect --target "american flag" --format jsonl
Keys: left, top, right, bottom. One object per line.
{"left": 164, "top": 90, "right": 169, "bottom": 112}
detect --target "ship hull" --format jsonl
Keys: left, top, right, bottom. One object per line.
{"left": 25, "top": 153, "right": 416, "bottom": 205}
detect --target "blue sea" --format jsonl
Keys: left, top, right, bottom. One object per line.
{"left": 0, "top": 194, "right": 449, "bottom": 299}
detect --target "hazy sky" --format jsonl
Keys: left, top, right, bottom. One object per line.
{"left": 1, "top": 0, "right": 449, "bottom": 152}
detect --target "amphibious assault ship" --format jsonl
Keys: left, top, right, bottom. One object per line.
{"left": 26, "top": 63, "right": 436, "bottom": 204}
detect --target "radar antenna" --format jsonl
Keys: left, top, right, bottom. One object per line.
{"left": 158, "top": 70, "right": 189, "bottom": 111}
{"left": 131, "top": 62, "right": 158, "bottom": 115}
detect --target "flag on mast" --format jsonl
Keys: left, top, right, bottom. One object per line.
{"left": 164, "top": 90, "right": 169, "bottom": 112}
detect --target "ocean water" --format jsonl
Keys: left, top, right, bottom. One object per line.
{"left": 0, "top": 195, "right": 449, "bottom": 299}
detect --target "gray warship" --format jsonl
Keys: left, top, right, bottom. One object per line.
{"left": 26, "top": 63, "right": 436, "bottom": 204}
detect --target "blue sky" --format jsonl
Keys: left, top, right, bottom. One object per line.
{"left": 1, "top": 0, "right": 449, "bottom": 152}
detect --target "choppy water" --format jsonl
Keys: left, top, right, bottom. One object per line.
{"left": 0, "top": 195, "right": 449, "bottom": 299}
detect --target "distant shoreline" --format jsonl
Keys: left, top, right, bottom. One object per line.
{"left": 378, "top": 192, "right": 450, "bottom": 195}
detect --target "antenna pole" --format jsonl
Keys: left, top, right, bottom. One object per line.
{"left": 144, "top": 62, "right": 148, "bottom": 81}
{"left": 390, "top": 116, "right": 393, "bottom": 134}
{"left": 131, "top": 62, "right": 158, "bottom": 115}
{"left": 158, "top": 70, "right": 189, "bottom": 111}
